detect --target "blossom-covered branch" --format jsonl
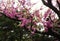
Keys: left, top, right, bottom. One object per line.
{"left": 0, "top": 0, "right": 60, "bottom": 40}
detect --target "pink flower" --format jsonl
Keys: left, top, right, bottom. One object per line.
{"left": 31, "top": 31, "right": 35, "bottom": 35}
{"left": 44, "top": 9, "right": 52, "bottom": 20}
{"left": 3, "top": 7, "right": 17, "bottom": 18}
{"left": 18, "top": 0, "right": 25, "bottom": 5}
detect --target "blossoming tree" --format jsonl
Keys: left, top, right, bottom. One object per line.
{"left": 0, "top": 0, "right": 60, "bottom": 41}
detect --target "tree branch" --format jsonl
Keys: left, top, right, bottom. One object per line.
{"left": 42, "top": 0, "right": 60, "bottom": 18}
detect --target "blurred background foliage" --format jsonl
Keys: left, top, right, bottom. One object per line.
{"left": 0, "top": 13, "right": 60, "bottom": 41}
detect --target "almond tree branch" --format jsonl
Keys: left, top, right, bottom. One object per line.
{"left": 42, "top": 0, "right": 60, "bottom": 18}
{"left": 0, "top": 0, "right": 60, "bottom": 40}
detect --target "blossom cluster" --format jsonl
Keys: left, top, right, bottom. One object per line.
{"left": 0, "top": 0, "right": 59, "bottom": 33}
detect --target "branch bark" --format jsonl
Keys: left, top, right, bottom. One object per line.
{"left": 42, "top": 0, "right": 60, "bottom": 18}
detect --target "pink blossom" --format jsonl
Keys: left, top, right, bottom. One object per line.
{"left": 18, "top": 0, "right": 25, "bottom": 5}
{"left": 31, "top": 31, "right": 35, "bottom": 35}
{"left": 0, "top": 0, "right": 59, "bottom": 33}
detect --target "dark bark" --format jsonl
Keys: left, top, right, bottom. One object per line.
{"left": 42, "top": 0, "right": 60, "bottom": 18}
